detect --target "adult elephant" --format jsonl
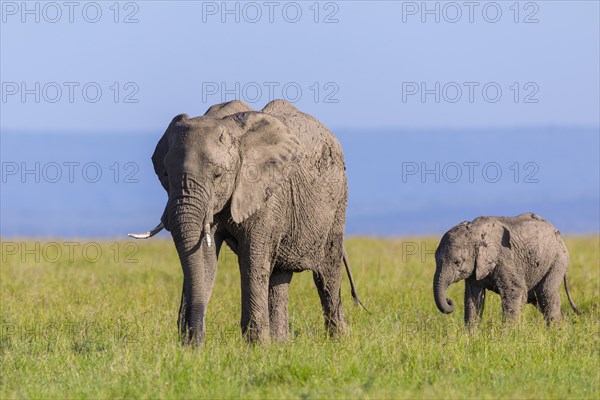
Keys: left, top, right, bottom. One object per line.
{"left": 131, "top": 100, "right": 363, "bottom": 345}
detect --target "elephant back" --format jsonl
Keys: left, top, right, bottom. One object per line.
{"left": 204, "top": 100, "right": 254, "bottom": 119}
{"left": 261, "top": 100, "right": 346, "bottom": 174}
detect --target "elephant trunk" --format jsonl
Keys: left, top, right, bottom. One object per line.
{"left": 433, "top": 268, "right": 455, "bottom": 314}
{"left": 170, "top": 195, "right": 215, "bottom": 346}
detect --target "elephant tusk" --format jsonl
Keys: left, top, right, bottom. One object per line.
{"left": 204, "top": 223, "right": 212, "bottom": 247}
{"left": 128, "top": 222, "right": 164, "bottom": 239}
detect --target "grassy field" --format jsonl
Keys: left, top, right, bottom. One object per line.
{"left": 1, "top": 237, "right": 598, "bottom": 399}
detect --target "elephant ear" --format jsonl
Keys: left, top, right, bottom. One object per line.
{"left": 151, "top": 113, "right": 189, "bottom": 192}
{"left": 475, "top": 223, "right": 511, "bottom": 280}
{"left": 230, "top": 112, "right": 301, "bottom": 224}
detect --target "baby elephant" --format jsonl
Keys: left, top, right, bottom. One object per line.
{"left": 433, "top": 213, "right": 580, "bottom": 326}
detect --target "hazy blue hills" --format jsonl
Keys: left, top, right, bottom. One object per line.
{"left": 1, "top": 126, "right": 598, "bottom": 238}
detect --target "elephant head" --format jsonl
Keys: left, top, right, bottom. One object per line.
{"left": 433, "top": 220, "right": 511, "bottom": 314}
{"left": 131, "top": 100, "right": 301, "bottom": 345}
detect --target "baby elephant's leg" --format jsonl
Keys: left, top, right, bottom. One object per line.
{"left": 497, "top": 271, "right": 528, "bottom": 323}
{"left": 535, "top": 271, "right": 564, "bottom": 324}
{"left": 501, "top": 289, "right": 527, "bottom": 322}
{"left": 464, "top": 278, "right": 486, "bottom": 328}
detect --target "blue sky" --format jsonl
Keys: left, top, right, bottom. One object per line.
{"left": 1, "top": 1, "right": 599, "bottom": 237}
{"left": 2, "top": 1, "right": 598, "bottom": 131}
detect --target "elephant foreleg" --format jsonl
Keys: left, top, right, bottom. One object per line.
{"left": 268, "top": 269, "right": 293, "bottom": 341}
{"left": 464, "top": 278, "right": 486, "bottom": 329}
{"left": 177, "top": 280, "right": 187, "bottom": 338}
{"left": 239, "top": 254, "right": 271, "bottom": 343}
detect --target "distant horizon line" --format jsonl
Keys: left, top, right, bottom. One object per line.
{"left": 1, "top": 233, "right": 599, "bottom": 241}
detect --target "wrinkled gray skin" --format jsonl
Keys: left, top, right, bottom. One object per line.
{"left": 148, "top": 100, "right": 351, "bottom": 345}
{"left": 434, "top": 213, "right": 580, "bottom": 326}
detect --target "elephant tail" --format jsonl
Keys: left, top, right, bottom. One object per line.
{"left": 343, "top": 250, "right": 369, "bottom": 313}
{"left": 563, "top": 275, "right": 581, "bottom": 315}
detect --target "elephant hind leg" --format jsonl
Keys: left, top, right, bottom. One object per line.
{"left": 535, "top": 270, "right": 564, "bottom": 325}
{"left": 313, "top": 268, "right": 346, "bottom": 337}
{"left": 312, "top": 202, "right": 348, "bottom": 337}
{"left": 269, "top": 269, "right": 293, "bottom": 341}
{"left": 313, "top": 227, "right": 347, "bottom": 337}
{"left": 537, "top": 291, "right": 562, "bottom": 325}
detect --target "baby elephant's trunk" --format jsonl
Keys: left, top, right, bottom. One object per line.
{"left": 433, "top": 270, "right": 455, "bottom": 314}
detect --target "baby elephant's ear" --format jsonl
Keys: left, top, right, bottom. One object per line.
{"left": 475, "top": 223, "right": 511, "bottom": 280}
{"left": 230, "top": 112, "right": 301, "bottom": 224}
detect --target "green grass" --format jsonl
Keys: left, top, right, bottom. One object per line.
{"left": 1, "top": 237, "right": 598, "bottom": 399}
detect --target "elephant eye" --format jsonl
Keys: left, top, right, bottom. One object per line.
{"left": 454, "top": 259, "right": 462, "bottom": 266}
{"left": 213, "top": 169, "right": 223, "bottom": 179}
